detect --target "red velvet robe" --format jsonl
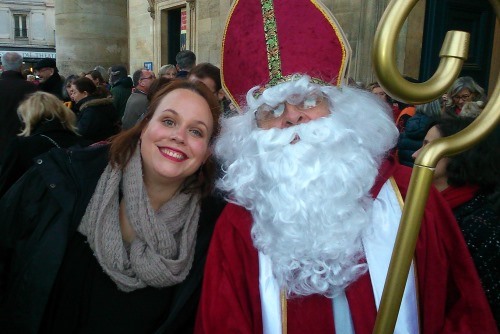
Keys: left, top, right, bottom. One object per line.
{"left": 195, "top": 159, "right": 498, "bottom": 333}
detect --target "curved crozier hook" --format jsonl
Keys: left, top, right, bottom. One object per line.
{"left": 372, "top": 0, "right": 469, "bottom": 104}
{"left": 373, "top": 1, "right": 500, "bottom": 334}
{"left": 417, "top": 0, "right": 500, "bottom": 167}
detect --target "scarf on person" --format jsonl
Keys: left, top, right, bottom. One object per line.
{"left": 440, "top": 184, "right": 480, "bottom": 209}
{"left": 78, "top": 146, "right": 201, "bottom": 292}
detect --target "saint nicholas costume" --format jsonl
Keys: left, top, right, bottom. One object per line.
{"left": 194, "top": 0, "right": 498, "bottom": 333}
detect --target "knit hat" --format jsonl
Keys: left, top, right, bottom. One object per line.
{"left": 221, "top": 0, "right": 351, "bottom": 108}
{"left": 34, "top": 58, "right": 57, "bottom": 70}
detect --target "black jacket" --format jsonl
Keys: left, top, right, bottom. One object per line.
{"left": 397, "top": 113, "right": 434, "bottom": 167}
{"left": 110, "top": 77, "right": 134, "bottom": 118}
{"left": 0, "top": 144, "right": 226, "bottom": 333}
{"left": 0, "top": 71, "right": 38, "bottom": 154}
{"left": 0, "top": 119, "right": 89, "bottom": 197}
{"left": 38, "top": 72, "right": 64, "bottom": 100}
{"left": 76, "top": 96, "right": 120, "bottom": 142}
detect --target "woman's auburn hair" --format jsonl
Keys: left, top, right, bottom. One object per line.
{"left": 108, "top": 79, "right": 222, "bottom": 196}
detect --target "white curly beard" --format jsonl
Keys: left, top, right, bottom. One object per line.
{"left": 215, "top": 80, "right": 398, "bottom": 297}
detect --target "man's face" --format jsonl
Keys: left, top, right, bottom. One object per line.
{"left": 255, "top": 91, "right": 330, "bottom": 130}
{"left": 189, "top": 75, "right": 224, "bottom": 102}
{"left": 35, "top": 67, "right": 54, "bottom": 82}
{"left": 138, "top": 70, "right": 155, "bottom": 93}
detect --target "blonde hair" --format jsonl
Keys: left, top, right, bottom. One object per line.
{"left": 17, "top": 92, "right": 79, "bottom": 137}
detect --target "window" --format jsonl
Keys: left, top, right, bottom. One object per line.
{"left": 14, "top": 14, "right": 28, "bottom": 38}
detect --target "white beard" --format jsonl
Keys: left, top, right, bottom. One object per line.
{"left": 215, "top": 84, "right": 398, "bottom": 297}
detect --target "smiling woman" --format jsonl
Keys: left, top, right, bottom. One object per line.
{"left": 0, "top": 80, "right": 224, "bottom": 333}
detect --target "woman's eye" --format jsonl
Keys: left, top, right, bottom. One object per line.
{"left": 163, "top": 119, "right": 175, "bottom": 127}
{"left": 190, "top": 129, "right": 203, "bottom": 137}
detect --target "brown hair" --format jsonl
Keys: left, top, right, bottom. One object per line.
{"left": 108, "top": 79, "right": 222, "bottom": 196}
{"left": 73, "top": 77, "right": 97, "bottom": 96}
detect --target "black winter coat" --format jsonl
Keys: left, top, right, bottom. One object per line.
{"left": 76, "top": 96, "right": 120, "bottom": 142}
{"left": 397, "top": 113, "right": 434, "bottom": 167}
{"left": 38, "top": 72, "right": 64, "bottom": 100}
{"left": 0, "top": 144, "right": 226, "bottom": 333}
{"left": 0, "top": 71, "right": 38, "bottom": 154}
{"left": 0, "top": 119, "right": 89, "bottom": 197}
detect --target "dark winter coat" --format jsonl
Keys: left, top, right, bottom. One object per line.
{"left": 453, "top": 193, "right": 500, "bottom": 324}
{"left": 0, "top": 144, "right": 226, "bottom": 333}
{"left": 0, "top": 119, "right": 89, "bottom": 197}
{"left": 0, "top": 70, "right": 38, "bottom": 154}
{"left": 38, "top": 71, "right": 64, "bottom": 100}
{"left": 397, "top": 113, "right": 434, "bottom": 167}
{"left": 110, "top": 77, "right": 134, "bottom": 118}
{"left": 76, "top": 96, "right": 120, "bottom": 142}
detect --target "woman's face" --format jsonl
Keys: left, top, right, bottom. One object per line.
{"left": 140, "top": 88, "right": 213, "bottom": 189}
{"left": 412, "top": 126, "right": 450, "bottom": 191}
{"left": 162, "top": 68, "right": 177, "bottom": 79}
{"left": 371, "top": 86, "right": 388, "bottom": 102}
{"left": 70, "top": 84, "right": 88, "bottom": 103}
{"left": 452, "top": 88, "right": 473, "bottom": 109}
{"left": 66, "top": 84, "right": 74, "bottom": 101}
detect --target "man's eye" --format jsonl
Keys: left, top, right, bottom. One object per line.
{"left": 270, "top": 104, "right": 285, "bottom": 117}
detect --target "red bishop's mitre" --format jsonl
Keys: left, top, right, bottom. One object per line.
{"left": 221, "top": 0, "right": 351, "bottom": 109}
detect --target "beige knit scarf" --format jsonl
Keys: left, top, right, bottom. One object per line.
{"left": 78, "top": 146, "right": 201, "bottom": 292}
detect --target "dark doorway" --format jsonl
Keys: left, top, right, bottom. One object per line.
{"left": 420, "top": 0, "right": 495, "bottom": 93}
{"left": 167, "top": 8, "right": 181, "bottom": 65}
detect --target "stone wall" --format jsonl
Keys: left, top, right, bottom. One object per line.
{"left": 55, "top": 0, "right": 128, "bottom": 77}
{"left": 129, "top": 0, "right": 154, "bottom": 73}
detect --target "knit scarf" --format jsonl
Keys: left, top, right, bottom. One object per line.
{"left": 78, "top": 146, "right": 201, "bottom": 292}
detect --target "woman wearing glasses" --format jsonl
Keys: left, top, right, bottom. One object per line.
{"left": 443, "top": 76, "right": 487, "bottom": 117}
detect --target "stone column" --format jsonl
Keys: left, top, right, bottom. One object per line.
{"left": 55, "top": 0, "right": 128, "bottom": 77}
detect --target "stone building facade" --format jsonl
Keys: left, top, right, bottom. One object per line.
{"left": 0, "top": 0, "right": 56, "bottom": 70}
{"left": 129, "top": 0, "right": 425, "bottom": 86}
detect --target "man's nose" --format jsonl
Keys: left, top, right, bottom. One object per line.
{"left": 282, "top": 104, "right": 305, "bottom": 128}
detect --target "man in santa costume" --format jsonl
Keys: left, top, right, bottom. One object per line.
{"left": 195, "top": 0, "right": 498, "bottom": 333}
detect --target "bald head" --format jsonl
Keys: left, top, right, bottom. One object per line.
{"left": 1, "top": 52, "right": 23, "bottom": 72}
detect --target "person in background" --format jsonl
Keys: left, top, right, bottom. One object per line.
{"left": 443, "top": 76, "right": 487, "bottom": 117}
{"left": 108, "top": 65, "right": 134, "bottom": 118}
{"left": 93, "top": 65, "right": 110, "bottom": 88}
{"left": 158, "top": 64, "right": 178, "bottom": 79}
{"left": 413, "top": 117, "right": 500, "bottom": 326}
{"left": 0, "top": 52, "right": 38, "bottom": 155}
{"left": 0, "top": 92, "right": 88, "bottom": 197}
{"left": 175, "top": 50, "right": 196, "bottom": 78}
{"left": 61, "top": 74, "right": 80, "bottom": 112}
{"left": 188, "top": 63, "right": 237, "bottom": 118}
{"left": 194, "top": 1, "right": 497, "bottom": 333}
{"left": 33, "top": 58, "right": 64, "bottom": 100}
{"left": 71, "top": 77, "right": 120, "bottom": 142}
{"left": 85, "top": 70, "right": 110, "bottom": 98}
{"left": 397, "top": 99, "right": 442, "bottom": 167}
{"left": 121, "top": 68, "right": 156, "bottom": 130}
{"left": 0, "top": 80, "right": 225, "bottom": 333}
{"left": 367, "top": 81, "right": 398, "bottom": 121}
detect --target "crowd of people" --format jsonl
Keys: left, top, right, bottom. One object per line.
{"left": 0, "top": 0, "right": 498, "bottom": 333}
